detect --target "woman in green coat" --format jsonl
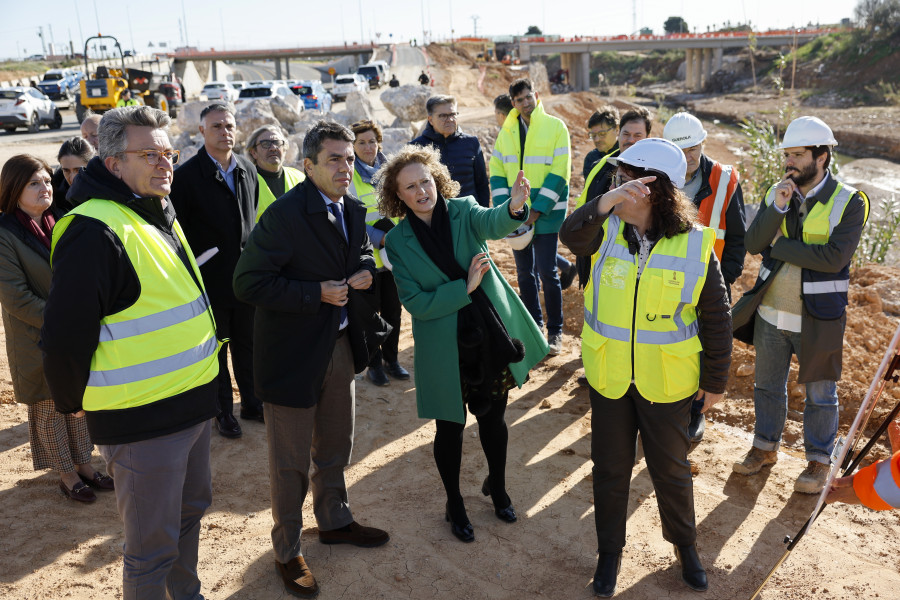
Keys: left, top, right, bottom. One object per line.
{"left": 379, "top": 145, "right": 548, "bottom": 543}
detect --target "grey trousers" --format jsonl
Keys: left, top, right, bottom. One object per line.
{"left": 99, "top": 420, "right": 213, "bottom": 600}
{"left": 265, "top": 333, "right": 356, "bottom": 564}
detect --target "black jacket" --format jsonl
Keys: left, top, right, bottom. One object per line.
{"left": 411, "top": 124, "right": 491, "bottom": 207}
{"left": 169, "top": 146, "right": 258, "bottom": 308}
{"left": 233, "top": 178, "right": 388, "bottom": 408}
{"left": 40, "top": 156, "right": 217, "bottom": 445}
{"left": 582, "top": 142, "right": 618, "bottom": 179}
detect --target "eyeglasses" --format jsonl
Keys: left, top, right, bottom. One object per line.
{"left": 122, "top": 149, "right": 180, "bottom": 166}
{"left": 588, "top": 128, "right": 614, "bottom": 140}
{"left": 435, "top": 111, "right": 458, "bottom": 121}
{"left": 614, "top": 172, "right": 634, "bottom": 188}
{"left": 256, "top": 139, "right": 285, "bottom": 150}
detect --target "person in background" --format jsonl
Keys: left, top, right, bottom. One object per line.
{"left": 418, "top": 70, "right": 430, "bottom": 85}
{"left": 379, "top": 145, "right": 548, "bottom": 543}
{"left": 389, "top": 74, "right": 400, "bottom": 87}
{"left": 80, "top": 113, "right": 102, "bottom": 151}
{"left": 349, "top": 119, "right": 409, "bottom": 387}
{"left": 51, "top": 137, "right": 95, "bottom": 213}
{"left": 582, "top": 106, "right": 620, "bottom": 178}
{"left": 493, "top": 94, "right": 513, "bottom": 128}
{"left": 0, "top": 154, "right": 112, "bottom": 504}
{"left": 247, "top": 125, "right": 304, "bottom": 221}
{"left": 411, "top": 94, "right": 491, "bottom": 208}
{"left": 115, "top": 89, "right": 139, "bottom": 108}
{"left": 560, "top": 138, "right": 731, "bottom": 596}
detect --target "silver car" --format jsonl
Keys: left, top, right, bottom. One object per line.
{"left": 0, "top": 87, "right": 62, "bottom": 133}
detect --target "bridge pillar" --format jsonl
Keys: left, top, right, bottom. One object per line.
{"left": 685, "top": 48, "right": 694, "bottom": 91}
{"left": 275, "top": 59, "right": 282, "bottom": 79}
{"left": 701, "top": 48, "right": 711, "bottom": 89}
{"left": 714, "top": 47, "right": 723, "bottom": 73}
{"left": 285, "top": 59, "right": 291, "bottom": 79}
{"left": 579, "top": 52, "right": 590, "bottom": 92}
{"left": 211, "top": 60, "right": 217, "bottom": 81}
{"left": 693, "top": 50, "right": 702, "bottom": 91}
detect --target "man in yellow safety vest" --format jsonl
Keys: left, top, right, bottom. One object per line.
{"left": 247, "top": 125, "right": 305, "bottom": 221}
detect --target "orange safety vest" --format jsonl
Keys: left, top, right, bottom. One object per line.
{"left": 696, "top": 161, "right": 738, "bottom": 261}
{"left": 853, "top": 451, "right": 900, "bottom": 511}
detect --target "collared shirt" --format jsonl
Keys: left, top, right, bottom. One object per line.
{"left": 318, "top": 189, "right": 348, "bottom": 330}
{"left": 209, "top": 152, "right": 238, "bottom": 195}
{"left": 682, "top": 166, "right": 703, "bottom": 200}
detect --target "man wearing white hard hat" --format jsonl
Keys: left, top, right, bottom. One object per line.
{"left": 664, "top": 111, "right": 747, "bottom": 443}
{"left": 561, "top": 138, "right": 732, "bottom": 597}
{"left": 731, "top": 116, "right": 869, "bottom": 495}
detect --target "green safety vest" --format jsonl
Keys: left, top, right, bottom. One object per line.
{"left": 255, "top": 166, "right": 305, "bottom": 222}
{"left": 51, "top": 200, "right": 220, "bottom": 412}
{"left": 116, "top": 98, "right": 139, "bottom": 107}
{"left": 581, "top": 215, "right": 715, "bottom": 403}
{"left": 350, "top": 166, "right": 397, "bottom": 269}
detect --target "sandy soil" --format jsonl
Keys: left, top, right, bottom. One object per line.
{"left": 2, "top": 53, "right": 900, "bottom": 600}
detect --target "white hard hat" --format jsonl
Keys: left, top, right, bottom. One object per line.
{"left": 780, "top": 116, "right": 838, "bottom": 149}
{"left": 505, "top": 223, "right": 534, "bottom": 251}
{"left": 663, "top": 112, "right": 707, "bottom": 149}
{"left": 608, "top": 138, "right": 688, "bottom": 188}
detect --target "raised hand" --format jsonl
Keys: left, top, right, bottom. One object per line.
{"left": 597, "top": 175, "right": 656, "bottom": 216}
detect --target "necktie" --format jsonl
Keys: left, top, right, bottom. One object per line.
{"left": 327, "top": 202, "right": 348, "bottom": 327}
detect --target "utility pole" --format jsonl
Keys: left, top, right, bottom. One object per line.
{"left": 127, "top": 5, "right": 135, "bottom": 53}
{"left": 420, "top": 0, "right": 426, "bottom": 45}
{"left": 471, "top": 15, "right": 480, "bottom": 37}
{"left": 73, "top": 0, "right": 84, "bottom": 54}
{"left": 633, "top": 0, "right": 637, "bottom": 37}
{"left": 38, "top": 26, "right": 47, "bottom": 56}
{"left": 181, "top": 0, "right": 189, "bottom": 48}
{"left": 92, "top": 0, "right": 101, "bottom": 32}
{"left": 219, "top": 9, "right": 226, "bottom": 50}
{"left": 178, "top": 18, "right": 184, "bottom": 47}
{"left": 358, "top": 0, "right": 364, "bottom": 43}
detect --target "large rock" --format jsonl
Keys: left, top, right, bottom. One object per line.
{"left": 270, "top": 95, "right": 303, "bottom": 127}
{"left": 177, "top": 100, "right": 235, "bottom": 134}
{"left": 172, "top": 131, "right": 204, "bottom": 165}
{"left": 380, "top": 85, "right": 432, "bottom": 122}
{"left": 234, "top": 100, "right": 281, "bottom": 147}
{"left": 344, "top": 91, "right": 375, "bottom": 123}
{"left": 381, "top": 127, "right": 416, "bottom": 157}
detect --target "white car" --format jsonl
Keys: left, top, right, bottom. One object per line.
{"left": 202, "top": 81, "right": 238, "bottom": 102}
{"left": 332, "top": 74, "right": 368, "bottom": 102}
{"left": 0, "top": 87, "right": 62, "bottom": 133}
{"left": 234, "top": 83, "right": 297, "bottom": 108}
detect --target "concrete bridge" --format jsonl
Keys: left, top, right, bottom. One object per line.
{"left": 518, "top": 29, "right": 840, "bottom": 92}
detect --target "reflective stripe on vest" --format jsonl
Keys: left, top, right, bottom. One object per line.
{"left": 255, "top": 166, "right": 305, "bottom": 222}
{"left": 351, "top": 166, "right": 397, "bottom": 269}
{"left": 872, "top": 455, "right": 900, "bottom": 508}
{"left": 696, "top": 162, "right": 738, "bottom": 260}
{"left": 575, "top": 152, "right": 613, "bottom": 210}
{"left": 581, "top": 214, "right": 714, "bottom": 402}
{"left": 51, "top": 200, "right": 220, "bottom": 411}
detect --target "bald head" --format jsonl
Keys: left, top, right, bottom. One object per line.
{"left": 80, "top": 114, "right": 102, "bottom": 151}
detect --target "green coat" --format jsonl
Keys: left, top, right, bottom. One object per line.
{"left": 384, "top": 196, "right": 549, "bottom": 424}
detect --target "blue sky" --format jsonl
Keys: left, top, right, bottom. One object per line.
{"left": 0, "top": 0, "right": 856, "bottom": 60}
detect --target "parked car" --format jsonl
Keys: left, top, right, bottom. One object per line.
{"left": 357, "top": 64, "right": 385, "bottom": 88}
{"left": 37, "top": 68, "right": 80, "bottom": 102}
{"left": 202, "top": 81, "right": 238, "bottom": 102}
{"left": 234, "top": 83, "right": 297, "bottom": 108}
{"left": 332, "top": 74, "right": 368, "bottom": 102}
{"left": 290, "top": 80, "right": 332, "bottom": 113}
{"left": 230, "top": 81, "right": 246, "bottom": 91}
{"left": 0, "top": 87, "right": 62, "bottom": 133}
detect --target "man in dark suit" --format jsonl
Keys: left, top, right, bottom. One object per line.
{"left": 233, "top": 121, "right": 390, "bottom": 599}
{"left": 170, "top": 103, "right": 260, "bottom": 438}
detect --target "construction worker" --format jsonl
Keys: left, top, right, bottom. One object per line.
{"left": 582, "top": 106, "right": 620, "bottom": 178}
{"left": 115, "top": 89, "right": 139, "bottom": 107}
{"left": 490, "top": 78, "right": 572, "bottom": 354}
{"left": 348, "top": 119, "right": 408, "bottom": 387}
{"left": 732, "top": 116, "right": 870, "bottom": 495}
{"left": 418, "top": 70, "right": 430, "bottom": 85}
{"left": 827, "top": 420, "right": 900, "bottom": 509}
{"left": 560, "top": 138, "right": 732, "bottom": 596}
{"left": 42, "top": 106, "right": 220, "bottom": 599}
{"left": 389, "top": 74, "right": 399, "bottom": 88}
{"left": 247, "top": 125, "right": 304, "bottom": 221}
{"left": 664, "top": 111, "right": 747, "bottom": 444}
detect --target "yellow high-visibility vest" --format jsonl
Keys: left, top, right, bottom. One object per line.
{"left": 51, "top": 199, "right": 220, "bottom": 412}
{"left": 350, "top": 166, "right": 397, "bottom": 269}
{"left": 582, "top": 214, "right": 714, "bottom": 402}
{"left": 255, "top": 166, "right": 305, "bottom": 222}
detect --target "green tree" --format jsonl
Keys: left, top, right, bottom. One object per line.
{"left": 855, "top": 0, "right": 900, "bottom": 35}
{"left": 664, "top": 16, "right": 689, "bottom": 34}
{"left": 525, "top": 25, "right": 543, "bottom": 35}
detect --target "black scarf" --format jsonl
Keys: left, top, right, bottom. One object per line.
{"left": 406, "top": 196, "right": 525, "bottom": 416}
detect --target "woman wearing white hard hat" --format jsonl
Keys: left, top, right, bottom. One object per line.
{"left": 560, "top": 137, "right": 732, "bottom": 596}
{"left": 377, "top": 145, "right": 548, "bottom": 543}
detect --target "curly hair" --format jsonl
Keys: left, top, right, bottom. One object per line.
{"left": 375, "top": 144, "right": 460, "bottom": 219}
{"left": 619, "top": 164, "right": 699, "bottom": 239}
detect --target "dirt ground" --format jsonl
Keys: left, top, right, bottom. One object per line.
{"left": 2, "top": 56, "right": 900, "bottom": 600}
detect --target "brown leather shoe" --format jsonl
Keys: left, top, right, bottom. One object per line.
{"left": 275, "top": 556, "right": 319, "bottom": 598}
{"left": 318, "top": 521, "right": 389, "bottom": 548}
{"left": 59, "top": 480, "right": 97, "bottom": 503}
{"left": 79, "top": 472, "right": 115, "bottom": 491}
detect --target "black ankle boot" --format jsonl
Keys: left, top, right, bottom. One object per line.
{"left": 674, "top": 544, "right": 708, "bottom": 592}
{"left": 592, "top": 552, "right": 622, "bottom": 597}
{"left": 481, "top": 476, "right": 517, "bottom": 523}
{"left": 444, "top": 501, "right": 474, "bottom": 543}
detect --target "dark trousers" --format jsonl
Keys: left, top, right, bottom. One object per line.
{"left": 368, "top": 270, "right": 402, "bottom": 367}
{"left": 590, "top": 384, "right": 696, "bottom": 553}
{"left": 213, "top": 302, "right": 259, "bottom": 415}
{"left": 513, "top": 232, "right": 563, "bottom": 336}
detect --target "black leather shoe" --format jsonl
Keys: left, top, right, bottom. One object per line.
{"left": 592, "top": 552, "right": 622, "bottom": 597}
{"left": 560, "top": 262, "right": 578, "bottom": 290}
{"left": 59, "top": 480, "right": 97, "bottom": 503}
{"left": 481, "top": 476, "right": 517, "bottom": 523}
{"left": 444, "top": 502, "right": 475, "bottom": 542}
{"left": 319, "top": 521, "right": 389, "bottom": 548}
{"left": 216, "top": 413, "right": 242, "bottom": 438}
{"left": 674, "top": 544, "right": 708, "bottom": 592}
{"left": 79, "top": 471, "right": 115, "bottom": 490}
{"left": 688, "top": 411, "right": 706, "bottom": 444}
{"left": 367, "top": 366, "right": 390, "bottom": 387}
{"left": 384, "top": 361, "right": 410, "bottom": 380}
{"left": 240, "top": 406, "right": 265, "bottom": 423}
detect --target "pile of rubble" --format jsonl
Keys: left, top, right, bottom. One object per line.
{"left": 171, "top": 84, "right": 436, "bottom": 169}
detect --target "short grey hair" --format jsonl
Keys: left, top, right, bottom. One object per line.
{"left": 303, "top": 121, "right": 354, "bottom": 165}
{"left": 426, "top": 94, "right": 456, "bottom": 115}
{"left": 246, "top": 125, "right": 285, "bottom": 153}
{"left": 98, "top": 106, "right": 171, "bottom": 161}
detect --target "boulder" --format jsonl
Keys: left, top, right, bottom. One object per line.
{"left": 381, "top": 127, "right": 416, "bottom": 157}
{"left": 171, "top": 131, "right": 204, "bottom": 164}
{"left": 234, "top": 100, "right": 281, "bottom": 146}
{"left": 286, "top": 132, "right": 305, "bottom": 165}
{"left": 344, "top": 91, "right": 375, "bottom": 123}
{"left": 380, "top": 85, "right": 432, "bottom": 121}
{"left": 270, "top": 95, "right": 303, "bottom": 127}
{"left": 177, "top": 100, "right": 234, "bottom": 134}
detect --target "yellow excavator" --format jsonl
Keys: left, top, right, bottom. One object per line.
{"left": 75, "top": 34, "right": 171, "bottom": 122}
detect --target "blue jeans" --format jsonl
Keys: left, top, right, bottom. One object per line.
{"left": 752, "top": 317, "right": 838, "bottom": 464}
{"left": 513, "top": 232, "right": 563, "bottom": 336}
